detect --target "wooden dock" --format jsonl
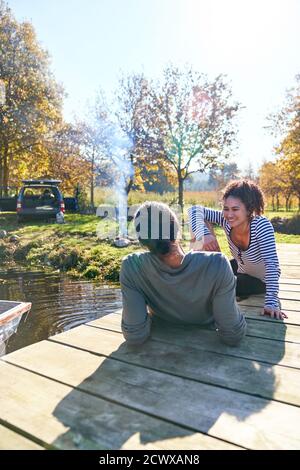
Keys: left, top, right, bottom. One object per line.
{"left": 0, "top": 243, "right": 300, "bottom": 450}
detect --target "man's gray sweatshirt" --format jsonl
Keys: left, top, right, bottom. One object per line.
{"left": 120, "top": 250, "right": 247, "bottom": 346}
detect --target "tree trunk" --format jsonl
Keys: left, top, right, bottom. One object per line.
{"left": 3, "top": 144, "right": 9, "bottom": 196}
{"left": 0, "top": 157, "right": 3, "bottom": 197}
{"left": 90, "top": 151, "right": 94, "bottom": 209}
{"left": 285, "top": 196, "right": 290, "bottom": 212}
{"left": 272, "top": 195, "right": 275, "bottom": 211}
{"left": 178, "top": 173, "right": 185, "bottom": 237}
{"left": 298, "top": 196, "right": 300, "bottom": 211}
{"left": 178, "top": 174, "right": 184, "bottom": 213}
{"left": 126, "top": 154, "right": 134, "bottom": 195}
{"left": 276, "top": 194, "right": 280, "bottom": 211}
{"left": 126, "top": 175, "right": 134, "bottom": 195}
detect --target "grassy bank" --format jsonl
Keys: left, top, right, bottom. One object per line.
{"left": 1, "top": 209, "right": 300, "bottom": 283}
{"left": 0, "top": 213, "right": 140, "bottom": 282}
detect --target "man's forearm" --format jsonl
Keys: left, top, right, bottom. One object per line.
{"left": 217, "top": 312, "right": 247, "bottom": 346}
{"left": 121, "top": 316, "right": 152, "bottom": 345}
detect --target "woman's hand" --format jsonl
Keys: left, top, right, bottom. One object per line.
{"left": 261, "top": 306, "right": 288, "bottom": 320}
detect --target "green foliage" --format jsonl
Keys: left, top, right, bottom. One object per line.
{"left": 271, "top": 215, "right": 300, "bottom": 235}
{"left": 208, "top": 163, "right": 240, "bottom": 190}
{"left": 76, "top": 186, "right": 90, "bottom": 212}
{"left": 0, "top": 1, "right": 63, "bottom": 193}
{"left": 48, "top": 247, "right": 82, "bottom": 271}
{"left": 14, "top": 240, "right": 43, "bottom": 261}
{"left": 263, "top": 75, "right": 300, "bottom": 211}
{"left": 83, "top": 265, "right": 101, "bottom": 279}
{"left": 139, "top": 65, "right": 241, "bottom": 210}
{"left": 0, "top": 241, "right": 12, "bottom": 261}
{"left": 1, "top": 200, "right": 300, "bottom": 283}
{"left": 0, "top": 2, "right": 90, "bottom": 196}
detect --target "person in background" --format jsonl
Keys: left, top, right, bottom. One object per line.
{"left": 188, "top": 179, "right": 287, "bottom": 320}
{"left": 120, "top": 201, "right": 246, "bottom": 346}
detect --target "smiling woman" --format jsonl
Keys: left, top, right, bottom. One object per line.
{"left": 188, "top": 179, "right": 287, "bottom": 321}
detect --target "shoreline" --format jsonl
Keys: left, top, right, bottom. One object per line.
{"left": 1, "top": 212, "right": 300, "bottom": 283}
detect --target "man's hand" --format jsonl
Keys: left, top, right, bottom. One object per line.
{"left": 190, "top": 234, "right": 220, "bottom": 252}
{"left": 202, "top": 235, "right": 221, "bottom": 252}
{"left": 261, "top": 306, "right": 288, "bottom": 320}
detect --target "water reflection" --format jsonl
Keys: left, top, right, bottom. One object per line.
{"left": 0, "top": 268, "right": 122, "bottom": 355}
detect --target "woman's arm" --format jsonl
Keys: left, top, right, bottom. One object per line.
{"left": 256, "top": 218, "right": 287, "bottom": 320}
{"left": 188, "top": 206, "right": 224, "bottom": 251}
{"left": 188, "top": 206, "right": 226, "bottom": 240}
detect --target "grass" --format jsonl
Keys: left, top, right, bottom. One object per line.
{"left": 1, "top": 190, "right": 299, "bottom": 283}
{"left": 94, "top": 188, "right": 300, "bottom": 213}
{"left": 0, "top": 212, "right": 140, "bottom": 282}
{"left": 211, "top": 226, "right": 300, "bottom": 259}
{"left": 265, "top": 210, "right": 300, "bottom": 219}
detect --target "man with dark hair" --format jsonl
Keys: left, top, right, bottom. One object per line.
{"left": 120, "top": 201, "right": 246, "bottom": 346}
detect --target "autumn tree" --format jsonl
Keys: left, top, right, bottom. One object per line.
{"left": 259, "top": 161, "right": 282, "bottom": 210}
{"left": 275, "top": 76, "right": 300, "bottom": 209}
{"left": 277, "top": 157, "right": 296, "bottom": 210}
{"left": 0, "top": 1, "right": 63, "bottom": 195}
{"left": 91, "top": 76, "right": 176, "bottom": 198}
{"left": 140, "top": 65, "right": 240, "bottom": 213}
{"left": 208, "top": 161, "right": 240, "bottom": 189}
{"left": 268, "top": 74, "right": 300, "bottom": 142}
{"left": 243, "top": 162, "right": 258, "bottom": 182}
{"left": 45, "top": 123, "right": 91, "bottom": 194}
{"left": 281, "top": 153, "right": 300, "bottom": 210}
{"left": 266, "top": 74, "right": 300, "bottom": 209}
{"left": 115, "top": 73, "right": 176, "bottom": 194}
{"left": 76, "top": 117, "right": 109, "bottom": 207}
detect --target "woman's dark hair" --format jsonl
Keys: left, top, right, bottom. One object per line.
{"left": 134, "top": 202, "right": 180, "bottom": 255}
{"left": 222, "top": 179, "right": 265, "bottom": 216}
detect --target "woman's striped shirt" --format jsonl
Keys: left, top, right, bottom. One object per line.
{"left": 188, "top": 206, "right": 281, "bottom": 309}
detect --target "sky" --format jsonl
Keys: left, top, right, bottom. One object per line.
{"left": 6, "top": 0, "right": 300, "bottom": 172}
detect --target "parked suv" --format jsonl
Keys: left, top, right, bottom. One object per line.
{"left": 17, "top": 180, "right": 65, "bottom": 222}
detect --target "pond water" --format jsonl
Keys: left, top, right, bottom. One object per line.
{"left": 0, "top": 268, "right": 122, "bottom": 356}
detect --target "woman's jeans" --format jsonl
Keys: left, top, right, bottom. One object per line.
{"left": 230, "top": 259, "right": 266, "bottom": 296}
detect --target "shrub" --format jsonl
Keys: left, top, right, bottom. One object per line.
{"left": 48, "top": 247, "right": 82, "bottom": 271}
{"left": 83, "top": 265, "right": 101, "bottom": 279}
{"left": 14, "top": 240, "right": 43, "bottom": 261}
{"left": 0, "top": 242, "right": 12, "bottom": 261}
{"left": 271, "top": 215, "right": 300, "bottom": 235}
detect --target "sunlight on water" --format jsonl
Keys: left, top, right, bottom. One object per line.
{"left": 0, "top": 269, "right": 122, "bottom": 355}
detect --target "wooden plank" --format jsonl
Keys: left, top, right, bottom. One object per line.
{"left": 279, "top": 262, "right": 300, "bottom": 267}
{"left": 0, "top": 360, "right": 237, "bottom": 450}
{"left": 277, "top": 245, "right": 300, "bottom": 259}
{"left": 239, "top": 305, "right": 300, "bottom": 326}
{"left": 278, "top": 254, "right": 300, "bottom": 258}
{"left": 3, "top": 339, "right": 300, "bottom": 449}
{"left": 277, "top": 243, "right": 300, "bottom": 252}
{"left": 85, "top": 313, "right": 300, "bottom": 368}
{"left": 87, "top": 306, "right": 300, "bottom": 343}
{"left": 246, "top": 318, "right": 300, "bottom": 343}
{"left": 5, "top": 329, "right": 300, "bottom": 407}
{"left": 0, "top": 302, "right": 21, "bottom": 315}
{"left": 0, "top": 301, "right": 31, "bottom": 325}
{"left": 280, "top": 278, "right": 300, "bottom": 285}
{"left": 0, "top": 424, "right": 44, "bottom": 450}
{"left": 96, "top": 307, "right": 300, "bottom": 343}
{"left": 278, "top": 290, "right": 300, "bottom": 300}
{"left": 278, "top": 267, "right": 300, "bottom": 278}
{"left": 238, "top": 295, "right": 300, "bottom": 312}
{"left": 279, "top": 285, "right": 300, "bottom": 294}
